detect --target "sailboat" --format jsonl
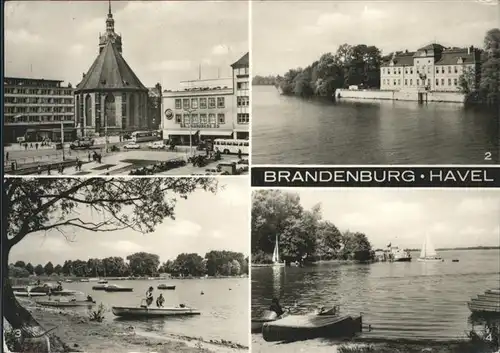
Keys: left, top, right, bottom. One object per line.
{"left": 272, "top": 235, "right": 285, "bottom": 267}
{"left": 417, "top": 234, "right": 443, "bottom": 262}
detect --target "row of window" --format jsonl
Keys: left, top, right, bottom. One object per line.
{"left": 175, "top": 97, "right": 226, "bottom": 110}
{"left": 237, "top": 96, "right": 249, "bottom": 107}
{"left": 382, "top": 65, "right": 463, "bottom": 75}
{"left": 382, "top": 78, "right": 459, "bottom": 87}
{"left": 236, "top": 82, "right": 249, "bottom": 90}
{"left": 5, "top": 115, "right": 74, "bottom": 123}
{"left": 4, "top": 106, "right": 73, "bottom": 114}
{"left": 237, "top": 113, "right": 249, "bottom": 124}
{"left": 5, "top": 88, "right": 73, "bottom": 95}
{"left": 234, "top": 67, "right": 249, "bottom": 76}
{"left": 5, "top": 97, "right": 73, "bottom": 104}
{"left": 175, "top": 113, "right": 226, "bottom": 125}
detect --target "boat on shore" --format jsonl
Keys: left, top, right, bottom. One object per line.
{"left": 417, "top": 235, "right": 443, "bottom": 262}
{"left": 252, "top": 310, "right": 288, "bottom": 333}
{"left": 104, "top": 284, "right": 133, "bottom": 292}
{"left": 36, "top": 299, "right": 97, "bottom": 308}
{"left": 262, "top": 313, "right": 363, "bottom": 342}
{"left": 112, "top": 305, "right": 201, "bottom": 317}
{"left": 14, "top": 291, "right": 47, "bottom": 297}
{"left": 158, "top": 284, "right": 176, "bottom": 290}
{"left": 468, "top": 289, "right": 500, "bottom": 315}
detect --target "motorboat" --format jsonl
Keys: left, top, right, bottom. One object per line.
{"left": 97, "top": 280, "right": 108, "bottom": 284}
{"left": 104, "top": 284, "right": 133, "bottom": 292}
{"left": 252, "top": 310, "right": 287, "bottom": 333}
{"left": 51, "top": 289, "right": 84, "bottom": 296}
{"left": 262, "top": 313, "right": 363, "bottom": 342}
{"left": 92, "top": 284, "right": 108, "bottom": 290}
{"left": 468, "top": 289, "right": 500, "bottom": 315}
{"left": 112, "top": 305, "right": 200, "bottom": 317}
{"left": 80, "top": 278, "right": 90, "bottom": 282}
{"left": 14, "top": 291, "right": 46, "bottom": 297}
{"left": 157, "top": 284, "right": 176, "bottom": 290}
{"left": 389, "top": 247, "right": 412, "bottom": 262}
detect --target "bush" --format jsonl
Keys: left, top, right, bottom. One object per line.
{"left": 88, "top": 303, "right": 106, "bottom": 322}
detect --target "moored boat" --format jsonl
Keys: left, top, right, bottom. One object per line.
{"left": 98, "top": 280, "right": 108, "bottom": 284}
{"left": 468, "top": 289, "right": 500, "bottom": 315}
{"left": 36, "top": 300, "right": 96, "bottom": 308}
{"left": 158, "top": 284, "right": 176, "bottom": 290}
{"left": 14, "top": 291, "right": 47, "bottom": 297}
{"left": 80, "top": 278, "right": 90, "bottom": 282}
{"left": 92, "top": 284, "right": 108, "bottom": 290}
{"left": 262, "top": 314, "right": 363, "bottom": 342}
{"left": 252, "top": 310, "right": 287, "bottom": 333}
{"left": 104, "top": 284, "right": 133, "bottom": 292}
{"left": 112, "top": 305, "right": 200, "bottom": 317}
{"left": 52, "top": 289, "right": 84, "bottom": 296}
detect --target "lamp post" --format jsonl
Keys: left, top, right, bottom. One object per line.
{"left": 183, "top": 108, "right": 196, "bottom": 156}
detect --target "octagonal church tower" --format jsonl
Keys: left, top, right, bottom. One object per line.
{"left": 75, "top": 1, "right": 148, "bottom": 137}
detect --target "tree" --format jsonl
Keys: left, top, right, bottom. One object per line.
{"left": 54, "top": 264, "right": 62, "bottom": 275}
{"left": 479, "top": 28, "right": 500, "bottom": 105}
{"left": 458, "top": 67, "right": 477, "bottom": 94}
{"left": 126, "top": 252, "right": 160, "bottom": 276}
{"left": 315, "top": 221, "right": 342, "bottom": 260}
{"left": 25, "top": 263, "right": 34, "bottom": 275}
{"left": 341, "top": 231, "right": 374, "bottom": 261}
{"left": 230, "top": 259, "right": 241, "bottom": 276}
{"left": 172, "top": 253, "right": 205, "bottom": 277}
{"left": 44, "top": 262, "right": 54, "bottom": 276}
{"left": 9, "top": 265, "right": 30, "bottom": 278}
{"left": 2, "top": 177, "right": 217, "bottom": 350}
{"left": 14, "top": 261, "right": 26, "bottom": 268}
{"left": 34, "top": 264, "right": 44, "bottom": 276}
{"left": 280, "top": 205, "right": 321, "bottom": 260}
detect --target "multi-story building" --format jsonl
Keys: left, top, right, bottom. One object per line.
{"left": 74, "top": 2, "right": 148, "bottom": 138}
{"left": 162, "top": 52, "right": 249, "bottom": 144}
{"left": 147, "top": 84, "right": 162, "bottom": 131}
{"left": 3, "top": 77, "right": 75, "bottom": 143}
{"left": 231, "top": 52, "right": 249, "bottom": 140}
{"left": 162, "top": 78, "right": 235, "bottom": 145}
{"left": 380, "top": 44, "right": 481, "bottom": 92}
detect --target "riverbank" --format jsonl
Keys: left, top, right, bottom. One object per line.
{"left": 5, "top": 301, "right": 247, "bottom": 353}
{"left": 335, "top": 88, "right": 465, "bottom": 103}
{"left": 252, "top": 335, "right": 498, "bottom": 353}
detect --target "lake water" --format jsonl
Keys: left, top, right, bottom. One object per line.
{"left": 252, "top": 85, "right": 499, "bottom": 165}
{"left": 252, "top": 249, "right": 500, "bottom": 345}
{"left": 54, "top": 277, "right": 249, "bottom": 346}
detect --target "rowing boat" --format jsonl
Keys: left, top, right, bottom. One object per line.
{"left": 104, "top": 284, "right": 133, "bottom": 292}
{"left": 262, "top": 314, "right": 362, "bottom": 342}
{"left": 112, "top": 306, "right": 201, "bottom": 317}
{"left": 158, "top": 284, "right": 176, "bottom": 290}
{"left": 14, "top": 291, "right": 46, "bottom": 297}
{"left": 252, "top": 310, "right": 287, "bottom": 333}
{"left": 36, "top": 300, "right": 97, "bottom": 308}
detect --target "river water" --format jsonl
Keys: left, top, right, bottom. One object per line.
{"left": 252, "top": 85, "right": 499, "bottom": 165}
{"left": 41, "top": 277, "right": 249, "bottom": 346}
{"left": 252, "top": 249, "right": 499, "bottom": 345}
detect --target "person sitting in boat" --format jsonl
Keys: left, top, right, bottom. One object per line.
{"left": 269, "top": 297, "right": 284, "bottom": 317}
{"left": 156, "top": 294, "right": 165, "bottom": 308}
{"left": 145, "top": 287, "right": 154, "bottom": 306}
{"left": 86, "top": 295, "right": 94, "bottom": 302}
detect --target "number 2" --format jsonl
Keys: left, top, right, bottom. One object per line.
{"left": 484, "top": 152, "right": 492, "bottom": 161}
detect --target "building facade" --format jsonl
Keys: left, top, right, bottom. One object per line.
{"left": 147, "top": 84, "right": 162, "bottom": 131}
{"left": 74, "top": 3, "right": 148, "bottom": 138}
{"left": 4, "top": 77, "right": 75, "bottom": 143}
{"left": 231, "top": 53, "right": 249, "bottom": 140}
{"left": 380, "top": 44, "right": 481, "bottom": 92}
{"left": 162, "top": 52, "right": 249, "bottom": 144}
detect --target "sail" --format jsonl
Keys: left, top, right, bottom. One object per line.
{"left": 272, "top": 236, "right": 279, "bottom": 263}
{"left": 420, "top": 235, "right": 438, "bottom": 258}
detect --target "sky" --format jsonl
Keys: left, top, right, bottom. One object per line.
{"left": 4, "top": 1, "right": 248, "bottom": 90}
{"left": 10, "top": 177, "right": 250, "bottom": 266}
{"left": 287, "top": 188, "right": 500, "bottom": 250}
{"left": 253, "top": 0, "right": 500, "bottom": 76}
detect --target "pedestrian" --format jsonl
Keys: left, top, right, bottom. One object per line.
{"left": 11, "top": 161, "right": 16, "bottom": 171}
{"left": 6, "top": 152, "right": 9, "bottom": 161}
{"left": 88, "top": 152, "right": 91, "bottom": 162}
{"left": 238, "top": 149, "right": 242, "bottom": 159}
{"left": 24, "top": 143, "right": 28, "bottom": 150}
{"left": 47, "top": 165, "right": 51, "bottom": 175}
{"left": 36, "top": 143, "right": 39, "bottom": 150}
{"left": 37, "top": 166, "right": 41, "bottom": 175}
{"left": 30, "top": 143, "right": 33, "bottom": 148}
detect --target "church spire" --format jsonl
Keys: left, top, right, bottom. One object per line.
{"left": 108, "top": 0, "right": 111, "bottom": 16}
{"left": 106, "top": 0, "right": 115, "bottom": 33}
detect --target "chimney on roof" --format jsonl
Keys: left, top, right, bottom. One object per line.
{"left": 467, "top": 45, "right": 474, "bottom": 55}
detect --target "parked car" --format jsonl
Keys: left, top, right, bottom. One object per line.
{"left": 148, "top": 141, "right": 165, "bottom": 150}
{"left": 123, "top": 142, "right": 141, "bottom": 150}
{"left": 205, "top": 168, "right": 222, "bottom": 176}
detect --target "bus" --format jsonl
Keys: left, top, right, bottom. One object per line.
{"left": 213, "top": 139, "right": 249, "bottom": 155}
{"left": 131, "top": 131, "right": 159, "bottom": 143}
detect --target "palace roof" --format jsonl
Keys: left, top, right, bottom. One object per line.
{"left": 75, "top": 41, "right": 147, "bottom": 93}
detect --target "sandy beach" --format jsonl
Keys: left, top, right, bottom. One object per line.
{"left": 5, "top": 299, "right": 248, "bottom": 353}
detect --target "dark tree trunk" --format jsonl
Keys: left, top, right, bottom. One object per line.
{"left": 2, "top": 243, "right": 72, "bottom": 352}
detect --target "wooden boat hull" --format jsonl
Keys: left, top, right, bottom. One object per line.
{"left": 112, "top": 306, "right": 201, "bottom": 317}
{"left": 38, "top": 301, "right": 96, "bottom": 307}
{"left": 262, "top": 314, "right": 362, "bottom": 342}
{"left": 104, "top": 287, "right": 133, "bottom": 292}
{"left": 92, "top": 285, "right": 108, "bottom": 290}
{"left": 52, "top": 290, "right": 83, "bottom": 296}
{"left": 417, "top": 258, "right": 443, "bottom": 262}
{"left": 14, "top": 292, "right": 46, "bottom": 297}
{"left": 252, "top": 311, "right": 286, "bottom": 333}
{"left": 158, "top": 285, "right": 176, "bottom": 290}
{"left": 394, "top": 258, "right": 412, "bottom": 262}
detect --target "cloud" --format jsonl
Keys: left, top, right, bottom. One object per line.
{"left": 212, "top": 44, "right": 230, "bottom": 56}
{"left": 101, "top": 240, "right": 144, "bottom": 254}
{"left": 219, "top": 184, "right": 249, "bottom": 207}
{"left": 148, "top": 60, "right": 193, "bottom": 72}
{"left": 456, "top": 197, "right": 499, "bottom": 214}
{"left": 209, "top": 230, "right": 225, "bottom": 239}
{"left": 166, "top": 219, "right": 203, "bottom": 237}
{"left": 5, "top": 29, "right": 43, "bottom": 45}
